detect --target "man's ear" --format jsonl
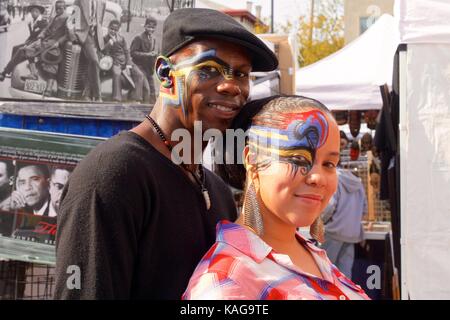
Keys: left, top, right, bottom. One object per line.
{"left": 155, "top": 55, "right": 173, "bottom": 88}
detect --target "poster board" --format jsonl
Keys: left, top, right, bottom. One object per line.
{"left": 0, "top": 0, "right": 187, "bottom": 105}
{"left": 0, "top": 127, "right": 104, "bottom": 264}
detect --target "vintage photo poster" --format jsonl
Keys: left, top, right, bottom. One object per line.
{"left": 0, "top": 127, "right": 103, "bottom": 248}
{"left": 0, "top": 0, "right": 193, "bottom": 105}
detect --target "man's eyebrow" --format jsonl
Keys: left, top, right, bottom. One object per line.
{"left": 174, "top": 49, "right": 220, "bottom": 68}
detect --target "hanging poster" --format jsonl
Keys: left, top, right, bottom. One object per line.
{"left": 0, "top": 127, "right": 103, "bottom": 262}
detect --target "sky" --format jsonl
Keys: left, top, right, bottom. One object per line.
{"left": 209, "top": 0, "right": 312, "bottom": 30}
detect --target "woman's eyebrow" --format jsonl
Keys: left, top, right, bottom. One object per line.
{"left": 327, "top": 152, "right": 340, "bottom": 157}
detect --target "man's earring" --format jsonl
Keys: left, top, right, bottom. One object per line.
{"left": 155, "top": 55, "right": 173, "bottom": 88}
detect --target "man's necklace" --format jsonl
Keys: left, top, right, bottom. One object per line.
{"left": 145, "top": 115, "right": 211, "bottom": 210}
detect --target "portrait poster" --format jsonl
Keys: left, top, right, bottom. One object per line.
{"left": 0, "top": 127, "right": 103, "bottom": 262}
{"left": 0, "top": 0, "right": 193, "bottom": 105}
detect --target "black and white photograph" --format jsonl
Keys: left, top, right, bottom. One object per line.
{"left": 0, "top": 0, "right": 179, "bottom": 104}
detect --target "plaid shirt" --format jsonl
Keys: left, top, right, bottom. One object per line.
{"left": 183, "top": 221, "right": 370, "bottom": 300}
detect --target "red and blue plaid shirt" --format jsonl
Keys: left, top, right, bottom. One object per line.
{"left": 183, "top": 220, "right": 370, "bottom": 300}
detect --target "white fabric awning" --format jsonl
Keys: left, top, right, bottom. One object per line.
{"left": 296, "top": 14, "right": 400, "bottom": 111}
{"left": 395, "top": 0, "right": 450, "bottom": 44}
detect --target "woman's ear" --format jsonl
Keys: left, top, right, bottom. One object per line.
{"left": 243, "top": 146, "right": 260, "bottom": 192}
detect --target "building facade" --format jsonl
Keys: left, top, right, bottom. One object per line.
{"left": 344, "top": 0, "right": 393, "bottom": 44}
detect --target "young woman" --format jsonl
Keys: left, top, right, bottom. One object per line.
{"left": 182, "top": 96, "right": 369, "bottom": 300}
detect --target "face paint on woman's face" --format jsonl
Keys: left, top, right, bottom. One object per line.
{"left": 249, "top": 109, "right": 330, "bottom": 176}
{"left": 252, "top": 107, "right": 340, "bottom": 230}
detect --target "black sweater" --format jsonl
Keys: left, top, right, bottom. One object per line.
{"left": 54, "top": 131, "right": 237, "bottom": 299}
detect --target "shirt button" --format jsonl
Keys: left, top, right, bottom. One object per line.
{"left": 339, "top": 295, "right": 347, "bottom": 300}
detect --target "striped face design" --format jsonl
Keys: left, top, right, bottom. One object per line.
{"left": 249, "top": 109, "right": 329, "bottom": 175}
{"left": 159, "top": 49, "right": 248, "bottom": 117}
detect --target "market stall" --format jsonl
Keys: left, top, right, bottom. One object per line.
{"left": 295, "top": 13, "right": 402, "bottom": 300}
{"left": 395, "top": 0, "right": 450, "bottom": 300}
{"left": 296, "top": 14, "right": 399, "bottom": 111}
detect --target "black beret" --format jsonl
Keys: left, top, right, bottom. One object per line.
{"left": 162, "top": 8, "right": 278, "bottom": 72}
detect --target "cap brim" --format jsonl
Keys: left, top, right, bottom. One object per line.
{"left": 165, "top": 34, "right": 278, "bottom": 72}
{"left": 201, "top": 34, "right": 278, "bottom": 72}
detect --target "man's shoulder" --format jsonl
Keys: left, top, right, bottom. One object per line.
{"left": 83, "top": 131, "right": 153, "bottom": 164}
{"left": 132, "top": 33, "right": 144, "bottom": 41}
{"left": 58, "top": 13, "right": 68, "bottom": 20}
{"left": 66, "top": 132, "right": 158, "bottom": 195}
{"left": 119, "top": 34, "right": 127, "bottom": 45}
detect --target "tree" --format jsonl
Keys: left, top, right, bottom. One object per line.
{"left": 254, "top": 17, "right": 270, "bottom": 34}
{"left": 281, "top": 0, "right": 344, "bottom": 67}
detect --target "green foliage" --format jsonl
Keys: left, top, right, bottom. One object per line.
{"left": 281, "top": 0, "right": 344, "bottom": 67}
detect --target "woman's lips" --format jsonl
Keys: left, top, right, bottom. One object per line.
{"left": 294, "top": 194, "right": 324, "bottom": 204}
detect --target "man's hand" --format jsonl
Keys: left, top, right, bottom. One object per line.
{"left": 9, "top": 191, "right": 27, "bottom": 210}
{"left": 126, "top": 64, "right": 132, "bottom": 70}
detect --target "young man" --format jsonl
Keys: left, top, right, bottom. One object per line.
{"left": 25, "top": 3, "right": 48, "bottom": 44}
{"left": 130, "top": 16, "right": 159, "bottom": 104}
{"left": 54, "top": 8, "right": 277, "bottom": 299}
{"left": 102, "top": 19, "right": 146, "bottom": 102}
{"left": 0, "top": 0, "right": 67, "bottom": 82}
{"left": 9, "top": 3, "right": 48, "bottom": 81}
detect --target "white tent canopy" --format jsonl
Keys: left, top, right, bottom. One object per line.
{"left": 295, "top": 14, "right": 399, "bottom": 111}
{"left": 396, "top": 0, "right": 450, "bottom": 300}
{"left": 395, "top": 0, "right": 450, "bottom": 44}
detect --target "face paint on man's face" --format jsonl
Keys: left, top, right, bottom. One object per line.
{"left": 159, "top": 49, "right": 246, "bottom": 118}
{"left": 249, "top": 110, "right": 330, "bottom": 176}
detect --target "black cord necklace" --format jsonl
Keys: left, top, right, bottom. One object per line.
{"left": 145, "top": 114, "right": 211, "bottom": 210}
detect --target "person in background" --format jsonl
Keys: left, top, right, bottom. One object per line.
{"left": 102, "top": 19, "right": 146, "bottom": 102}
{"left": 130, "top": 16, "right": 159, "bottom": 104}
{"left": 9, "top": 3, "right": 48, "bottom": 80}
{"left": 24, "top": 3, "right": 47, "bottom": 45}
{"left": 0, "top": 160, "right": 14, "bottom": 211}
{"left": 48, "top": 166, "right": 71, "bottom": 216}
{"left": 339, "top": 130, "right": 349, "bottom": 150}
{"left": 10, "top": 164, "right": 51, "bottom": 216}
{"left": 0, "top": 0, "right": 68, "bottom": 83}
{"left": 321, "top": 167, "right": 367, "bottom": 279}
{"left": 68, "top": 0, "right": 106, "bottom": 101}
